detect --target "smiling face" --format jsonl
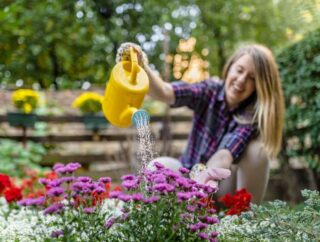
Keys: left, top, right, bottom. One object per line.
{"left": 224, "top": 54, "right": 256, "bottom": 109}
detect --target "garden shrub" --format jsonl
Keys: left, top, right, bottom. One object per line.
{"left": 215, "top": 189, "right": 320, "bottom": 241}
{"left": 0, "top": 140, "right": 47, "bottom": 177}
{"left": 277, "top": 27, "right": 320, "bottom": 171}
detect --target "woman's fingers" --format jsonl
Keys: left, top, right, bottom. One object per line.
{"left": 207, "top": 167, "right": 231, "bottom": 180}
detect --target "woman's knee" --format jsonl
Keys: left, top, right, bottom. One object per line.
{"left": 240, "top": 138, "right": 268, "bottom": 168}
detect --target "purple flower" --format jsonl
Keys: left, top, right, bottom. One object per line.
{"left": 77, "top": 176, "right": 92, "bottom": 183}
{"left": 197, "top": 232, "right": 209, "bottom": 239}
{"left": 194, "top": 183, "right": 207, "bottom": 190}
{"left": 208, "top": 208, "right": 217, "bottom": 214}
{"left": 186, "top": 205, "right": 196, "bottom": 212}
{"left": 210, "top": 231, "right": 219, "bottom": 238}
{"left": 71, "top": 182, "right": 90, "bottom": 193}
{"left": 93, "top": 186, "right": 105, "bottom": 194}
{"left": 143, "top": 196, "right": 160, "bottom": 204}
{"left": 88, "top": 183, "right": 100, "bottom": 190}
{"left": 131, "top": 193, "right": 144, "bottom": 201}
{"left": 55, "top": 162, "right": 81, "bottom": 174}
{"left": 54, "top": 167, "right": 68, "bottom": 175}
{"left": 164, "top": 170, "right": 180, "bottom": 179}
{"left": 178, "top": 167, "right": 190, "bottom": 174}
{"left": 153, "top": 183, "right": 175, "bottom": 193}
{"left": 176, "top": 192, "right": 192, "bottom": 201}
{"left": 197, "top": 200, "right": 207, "bottom": 208}
{"left": 118, "top": 194, "right": 131, "bottom": 202}
{"left": 152, "top": 174, "right": 167, "bottom": 184}
{"left": 84, "top": 207, "right": 95, "bottom": 214}
{"left": 153, "top": 161, "right": 165, "bottom": 169}
{"left": 47, "top": 187, "right": 65, "bottom": 197}
{"left": 121, "top": 174, "right": 136, "bottom": 181}
{"left": 98, "top": 177, "right": 112, "bottom": 183}
{"left": 209, "top": 238, "right": 218, "bottom": 242}
{"left": 17, "top": 199, "right": 30, "bottom": 207}
{"left": 53, "top": 163, "right": 64, "bottom": 171}
{"left": 204, "top": 185, "right": 217, "bottom": 193}
{"left": 189, "top": 222, "right": 207, "bottom": 232}
{"left": 44, "top": 203, "right": 64, "bottom": 215}
{"left": 122, "top": 179, "right": 139, "bottom": 190}
{"left": 51, "top": 230, "right": 64, "bottom": 238}
{"left": 195, "top": 222, "right": 208, "bottom": 230}
{"left": 109, "top": 191, "right": 122, "bottom": 199}
{"left": 48, "top": 179, "right": 63, "bottom": 187}
{"left": 105, "top": 217, "right": 115, "bottom": 229}
{"left": 194, "top": 191, "right": 207, "bottom": 199}
{"left": 29, "top": 196, "right": 46, "bottom": 206}
{"left": 18, "top": 196, "right": 46, "bottom": 207}
{"left": 38, "top": 178, "right": 50, "bottom": 186}
{"left": 189, "top": 224, "right": 198, "bottom": 232}
{"left": 59, "top": 177, "right": 75, "bottom": 184}
{"left": 65, "top": 162, "right": 81, "bottom": 172}
{"left": 175, "top": 177, "right": 192, "bottom": 189}
{"left": 180, "top": 213, "right": 193, "bottom": 220}
{"left": 206, "top": 217, "right": 219, "bottom": 224}
{"left": 121, "top": 212, "right": 129, "bottom": 221}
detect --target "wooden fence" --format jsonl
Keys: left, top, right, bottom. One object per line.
{"left": 0, "top": 113, "right": 192, "bottom": 178}
{"left": 0, "top": 113, "right": 317, "bottom": 203}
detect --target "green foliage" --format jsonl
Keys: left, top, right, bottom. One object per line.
{"left": 194, "top": 0, "right": 320, "bottom": 75}
{"left": 0, "top": 139, "right": 47, "bottom": 177}
{"left": 277, "top": 27, "right": 320, "bottom": 171}
{"left": 0, "top": 0, "right": 110, "bottom": 89}
{"left": 215, "top": 189, "right": 320, "bottom": 241}
{"left": 1, "top": 0, "right": 319, "bottom": 89}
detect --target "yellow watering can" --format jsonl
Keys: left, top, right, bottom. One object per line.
{"left": 102, "top": 47, "right": 149, "bottom": 128}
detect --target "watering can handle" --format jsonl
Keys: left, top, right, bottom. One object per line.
{"left": 129, "top": 47, "right": 138, "bottom": 85}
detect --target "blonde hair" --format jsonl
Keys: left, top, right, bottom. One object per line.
{"left": 222, "top": 44, "right": 285, "bottom": 159}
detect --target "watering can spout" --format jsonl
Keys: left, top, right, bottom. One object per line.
{"left": 119, "top": 108, "right": 150, "bottom": 129}
{"left": 132, "top": 109, "right": 149, "bottom": 128}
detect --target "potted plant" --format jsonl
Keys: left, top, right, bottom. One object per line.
{"left": 7, "top": 89, "right": 40, "bottom": 128}
{"left": 72, "top": 92, "right": 108, "bottom": 131}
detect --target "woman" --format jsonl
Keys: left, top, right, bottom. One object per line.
{"left": 119, "top": 43, "right": 285, "bottom": 203}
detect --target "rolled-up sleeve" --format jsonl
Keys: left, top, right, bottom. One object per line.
{"left": 171, "top": 80, "right": 220, "bottom": 111}
{"left": 217, "top": 124, "right": 257, "bottom": 163}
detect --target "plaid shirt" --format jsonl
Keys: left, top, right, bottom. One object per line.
{"left": 171, "top": 78, "right": 257, "bottom": 169}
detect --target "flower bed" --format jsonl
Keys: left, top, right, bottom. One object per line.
{"left": 0, "top": 162, "right": 319, "bottom": 241}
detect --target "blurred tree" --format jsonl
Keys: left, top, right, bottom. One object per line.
{"left": 0, "top": 0, "right": 319, "bottom": 89}
{"left": 0, "top": 0, "right": 110, "bottom": 89}
{"left": 193, "top": 0, "right": 320, "bottom": 76}
{"left": 91, "top": 0, "right": 198, "bottom": 78}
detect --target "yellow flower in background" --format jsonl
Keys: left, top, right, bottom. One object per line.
{"left": 72, "top": 92, "right": 103, "bottom": 114}
{"left": 12, "top": 89, "right": 40, "bottom": 114}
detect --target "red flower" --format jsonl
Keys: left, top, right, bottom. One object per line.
{"left": 92, "top": 182, "right": 114, "bottom": 206}
{"left": 26, "top": 190, "right": 45, "bottom": 199}
{"left": 219, "top": 193, "right": 234, "bottom": 207}
{"left": 199, "top": 196, "right": 216, "bottom": 210}
{"left": 4, "top": 186, "right": 22, "bottom": 203}
{"left": 44, "top": 171, "right": 58, "bottom": 180}
{"left": 0, "top": 174, "right": 12, "bottom": 194}
{"left": 219, "top": 188, "right": 252, "bottom": 216}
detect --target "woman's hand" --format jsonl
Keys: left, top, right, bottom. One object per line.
{"left": 116, "top": 42, "right": 175, "bottom": 104}
{"left": 116, "top": 42, "right": 149, "bottom": 68}
{"left": 194, "top": 167, "right": 231, "bottom": 190}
